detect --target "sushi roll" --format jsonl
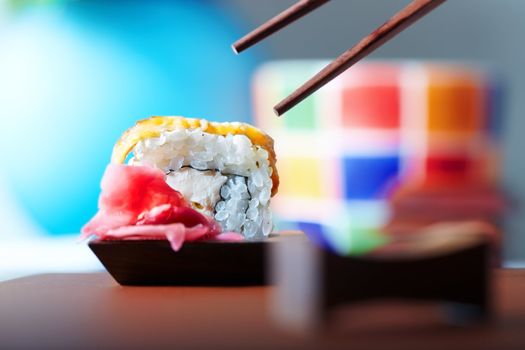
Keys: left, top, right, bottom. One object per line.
{"left": 111, "top": 116, "right": 279, "bottom": 239}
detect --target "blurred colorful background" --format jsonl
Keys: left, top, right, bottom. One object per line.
{"left": 254, "top": 60, "right": 506, "bottom": 256}
{"left": 1, "top": 0, "right": 524, "bottom": 279}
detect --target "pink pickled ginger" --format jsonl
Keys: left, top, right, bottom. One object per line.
{"left": 81, "top": 164, "right": 242, "bottom": 251}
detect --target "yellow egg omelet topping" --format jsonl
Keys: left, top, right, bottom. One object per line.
{"left": 111, "top": 116, "right": 279, "bottom": 196}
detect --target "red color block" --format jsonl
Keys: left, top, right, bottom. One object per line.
{"left": 424, "top": 155, "right": 473, "bottom": 184}
{"left": 342, "top": 85, "right": 401, "bottom": 129}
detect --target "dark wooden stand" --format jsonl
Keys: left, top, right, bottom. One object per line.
{"left": 89, "top": 236, "right": 279, "bottom": 286}
{"left": 269, "top": 231, "right": 491, "bottom": 331}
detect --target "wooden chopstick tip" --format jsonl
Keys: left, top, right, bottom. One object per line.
{"left": 273, "top": 103, "right": 287, "bottom": 117}
{"left": 231, "top": 43, "right": 240, "bottom": 55}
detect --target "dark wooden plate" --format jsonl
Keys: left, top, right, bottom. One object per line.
{"left": 270, "top": 229, "right": 493, "bottom": 329}
{"left": 89, "top": 235, "right": 282, "bottom": 286}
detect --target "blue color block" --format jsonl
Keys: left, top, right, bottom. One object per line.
{"left": 342, "top": 156, "right": 400, "bottom": 200}
{"left": 297, "top": 221, "right": 333, "bottom": 250}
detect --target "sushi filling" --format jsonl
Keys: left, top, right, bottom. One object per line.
{"left": 129, "top": 127, "right": 273, "bottom": 238}
{"left": 166, "top": 167, "right": 227, "bottom": 218}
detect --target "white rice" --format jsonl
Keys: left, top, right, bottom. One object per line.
{"left": 128, "top": 127, "right": 274, "bottom": 238}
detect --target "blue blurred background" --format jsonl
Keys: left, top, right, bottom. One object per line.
{"left": 1, "top": 0, "right": 525, "bottom": 278}
{"left": 0, "top": 0, "right": 257, "bottom": 235}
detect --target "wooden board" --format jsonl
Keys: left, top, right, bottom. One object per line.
{"left": 1, "top": 270, "right": 525, "bottom": 349}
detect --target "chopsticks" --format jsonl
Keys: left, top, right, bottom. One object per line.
{"left": 233, "top": 0, "right": 447, "bottom": 116}
{"left": 232, "top": 0, "right": 331, "bottom": 54}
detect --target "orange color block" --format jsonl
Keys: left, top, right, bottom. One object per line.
{"left": 427, "top": 75, "right": 485, "bottom": 134}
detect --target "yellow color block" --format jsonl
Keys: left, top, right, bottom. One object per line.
{"left": 278, "top": 157, "right": 323, "bottom": 198}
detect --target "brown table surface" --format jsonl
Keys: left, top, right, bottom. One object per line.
{"left": 1, "top": 269, "right": 524, "bottom": 350}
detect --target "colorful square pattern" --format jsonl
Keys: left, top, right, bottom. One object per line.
{"left": 252, "top": 60, "right": 502, "bottom": 251}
